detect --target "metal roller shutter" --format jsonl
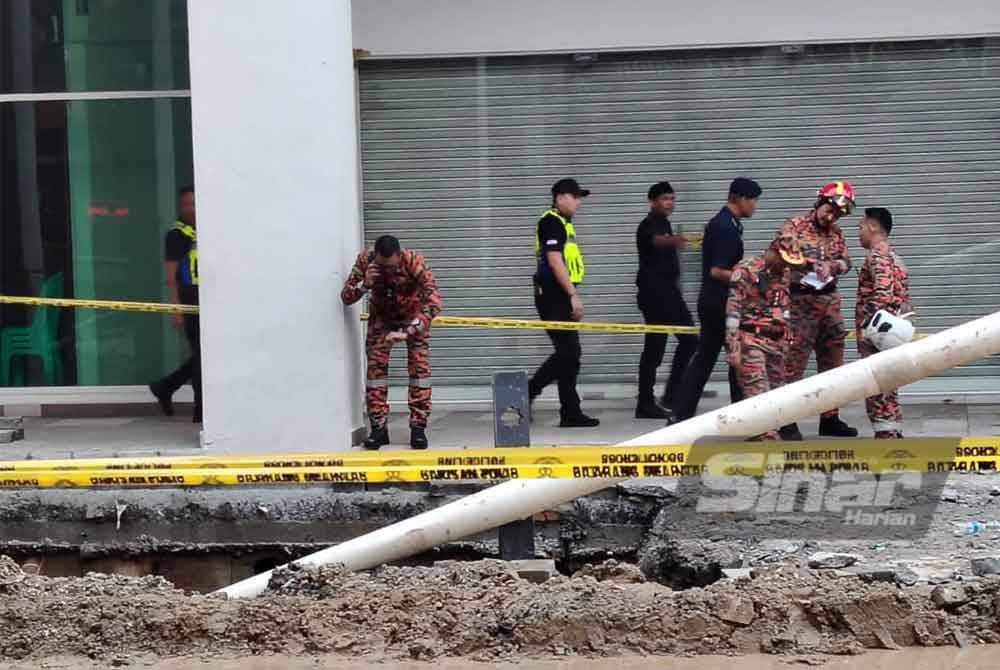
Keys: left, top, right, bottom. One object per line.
{"left": 358, "top": 38, "right": 1000, "bottom": 388}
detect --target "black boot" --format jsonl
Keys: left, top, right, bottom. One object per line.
{"left": 819, "top": 416, "right": 859, "bottom": 438}
{"left": 635, "top": 399, "right": 670, "bottom": 420}
{"left": 149, "top": 383, "right": 174, "bottom": 417}
{"left": 560, "top": 413, "right": 600, "bottom": 428}
{"left": 363, "top": 425, "right": 390, "bottom": 450}
{"left": 410, "top": 426, "right": 429, "bottom": 450}
{"left": 779, "top": 423, "right": 803, "bottom": 441}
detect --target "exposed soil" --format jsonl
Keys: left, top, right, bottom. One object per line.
{"left": 2, "top": 555, "right": 999, "bottom": 665}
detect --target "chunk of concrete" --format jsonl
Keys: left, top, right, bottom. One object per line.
{"left": 722, "top": 568, "right": 753, "bottom": 581}
{"left": 893, "top": 566, "right": 920, "bottom": 586}
{"left": 508, "top": 559, "right": 557, "bottom": 584}
{"left": 808, "top": 552, "right": 859, "bottom": 569}
{"left": 618, "top": 478, "right": 677, "bottom": 499}
{"left": 971, "top": 556, "right": 1000, "bottom": 577}
{"left": 941, "top": 489, "right": 960, "bottom": 503}
{"left": 931, "top": 585, "right": 969, "bottom": 610}
{"left": 714, "top": 595, "right": 755, "bottom": 626}
{"left": 842, "top": 565, "right": 898, "bottom": 584}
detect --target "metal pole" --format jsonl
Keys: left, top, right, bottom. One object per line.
{"left": 493, "top": 371, "right": 534, "bottom": 560}
{"left": 218, "top": 310, "right": 1000, "bottom": 598}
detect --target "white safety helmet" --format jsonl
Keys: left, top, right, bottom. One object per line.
{"left": 863, "top": 310, "right": 915, "bottom": 351}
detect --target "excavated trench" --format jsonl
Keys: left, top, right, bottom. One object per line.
{"left": 1, "top": 471, "right": 997, "bottom": 593}
{"left": 4, "top": 474, "right": 1000, "bottom": 663}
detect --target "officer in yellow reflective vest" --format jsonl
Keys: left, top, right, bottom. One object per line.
{"left": 149, "top": 185, "right": 202, "bottom": 423}
{"left": 528, "top": 178, "right": 600, "bottom": 428}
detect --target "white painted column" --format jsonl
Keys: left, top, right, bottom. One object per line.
{"left": 187, "top": 0, "right": 364, "bottom": 450}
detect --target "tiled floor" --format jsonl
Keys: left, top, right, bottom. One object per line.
{"left": 0, "top": 396, "right": 991, "bottom": 460}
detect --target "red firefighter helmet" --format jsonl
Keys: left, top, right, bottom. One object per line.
{"left": 816, "top": 181, "right": 856, "bottom": 215}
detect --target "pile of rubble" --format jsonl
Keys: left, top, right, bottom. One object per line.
{"left": 2, "top": 555, "right": 1000, "bottom": 664}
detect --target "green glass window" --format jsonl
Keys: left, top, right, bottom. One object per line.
{"left": 0, "top": 0, "right": 189, "bottom": 93}
{"left": 0, "top": 97, "right": 193, "bottom": 386}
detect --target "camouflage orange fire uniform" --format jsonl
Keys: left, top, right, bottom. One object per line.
{"left": 726, "top": 255, "right": 793, "bottom": 440}
{"left": 341, "top": 250, "right": 442, "bottom": 429}
{"left": 780, "top": 212, "right": 852, "bottom": 420}
{"left": 856, "top": 240, "right": 911, "bottom": 438}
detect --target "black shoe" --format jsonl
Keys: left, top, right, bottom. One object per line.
{"left": 410, "top": 426, "right": 429, "bottom": 450}
{"left": 819, "top": 416, "right": 858, "bottom": 438}
{"left": 560, "top": 413, "right": 600, "bottom": 428}
{"left": 635, "top": 401, "right": 670, "bottom": 420}
{"left": 363, "top": 426, "right": 390, "bottom": 450}
{"left": 149, "top": 383, "right": 174, "bottom": 417}
{"left": 779, "top": 423, "right": 803, "bottom": 441}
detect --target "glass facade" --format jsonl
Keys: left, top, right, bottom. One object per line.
{"left": 0, "top": 0, "right": 189, "bottom": 93}
{"left": 0, "top": 1, "right": 192, "bottom": 387}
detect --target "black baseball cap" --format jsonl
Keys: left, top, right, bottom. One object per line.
{"left": 551, "top": 178, "right": 590, "bottom": 198}
{"left": 728, "top": 177, "right": 763, "bottom": 199}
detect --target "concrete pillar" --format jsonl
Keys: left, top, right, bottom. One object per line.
{"left": 187, "top": 0, "right": 364, "bottom": 451}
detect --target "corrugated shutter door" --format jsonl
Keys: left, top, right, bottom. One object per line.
{"left": 358, "top": 39, "right": 1000, "bottom": 387}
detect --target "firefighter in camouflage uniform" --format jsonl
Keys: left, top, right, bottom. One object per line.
{"left": 725, "top": 233, "right": 806, "bottom": 440}
{"left": 778, "top": 181, "right": 860, "bottom": 441}
{"left": 856, "top": 207, "right": 911, "bottom": 439}
{"left": 341, "top": 235, "right": 442, "bottom": 450}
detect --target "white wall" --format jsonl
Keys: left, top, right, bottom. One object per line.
{"left": 353, "top": 0, "right": 1000, "bottom": 58}
{"left": 188, "top": 0, "right": 364, "bottom": 451}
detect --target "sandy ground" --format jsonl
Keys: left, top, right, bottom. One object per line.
{"left": 3, "top": 647, "right": 997, "bottom": 669}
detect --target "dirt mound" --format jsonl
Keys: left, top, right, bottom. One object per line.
{"left": 1, "top": 556, "right": 999, "bottom": 663}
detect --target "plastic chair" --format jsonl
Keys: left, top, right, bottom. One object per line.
{"left": 1, "top": 273, "right": 65, "bottom": 386}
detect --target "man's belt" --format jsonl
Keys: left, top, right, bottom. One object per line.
{"left": 791, "top": 281, "right": 838, "bottom": 296}
{"left": 740, "top": 324, "right": 785, "bottom": 340}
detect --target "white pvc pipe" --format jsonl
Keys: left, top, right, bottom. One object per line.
{"left": 220, "top": 311, "right": 1000, "bottom": 598}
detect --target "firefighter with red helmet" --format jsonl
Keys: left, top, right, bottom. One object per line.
{"left": 777, "top": 181, "right": 859, "bottom": 441}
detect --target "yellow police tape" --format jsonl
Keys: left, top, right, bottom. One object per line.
{"left": 1, "top": 438, "right": 997, "bottom": 489}
{"left": 0, "top": 295, "right": 199, "bottom": 315}
{"left": 0, "top": 295, "right": 698, "bottom": 335}
{"left": 0, "top": 295, "right": 912, "bottom": 340}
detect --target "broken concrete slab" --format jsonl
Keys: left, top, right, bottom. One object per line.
{"left": 971, "top": 556, "right": 1000, "bottom": 577}
{"left": 839, "top": 565, "right": 898, "bottom": 584}
{"left": 722, "top": 568, "right": 753, "bottom": 581}
{"left": 808, "top": 552, "right": 859, "bottom": 569}
{"left": 714, "top": 594, "right": 755, "bottom": 626}
{"left": 507, "top": 559, "right": 557, "bottom": 584}
{"left": 893, "top": 566, "right": 921, "bottom": 586}
{"left": 931, "top": 585, "right": 969, "bottom": 609}
{"left": 617, "top": 478, "right": 677, "bottom": 499}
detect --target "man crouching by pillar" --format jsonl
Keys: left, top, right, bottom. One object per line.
{"left": 341, "top": 235, "right": 442, "bottom": 450}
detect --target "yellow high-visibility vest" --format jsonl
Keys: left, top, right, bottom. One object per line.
{"left": 535, "top": 208, "right": 585, "bottom": 283}
{"left": 174, "top": 221, "right": 198, "bottom": 287}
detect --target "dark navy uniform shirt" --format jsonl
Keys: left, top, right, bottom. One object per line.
{"left": 700, "top": 206, "right": 744, "bottom": 306}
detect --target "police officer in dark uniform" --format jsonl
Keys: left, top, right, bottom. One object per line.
{"left": 149, "top": 185, "right": 201, "bottom": 423}
{"left": 669, "top": 177, "right": 762, "bottom": 422}
{"left": 528, "top": 178, "right": 599, "bottom": 428}
{"left": 634, "top": 181, "right": 697, "bottom": 419}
